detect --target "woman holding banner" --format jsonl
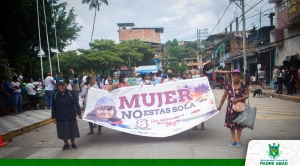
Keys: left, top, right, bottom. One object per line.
{"left": 80, "top": 76, "right": 103, "bottom": 135}
{"left": 183, "top": 70, "right": 205, "bottom": 130}
{"left": 52, "top": 78, "right": 82, "bottom": 150}
{"left": 217, "top": 69, "right": 249, "bottom": 147}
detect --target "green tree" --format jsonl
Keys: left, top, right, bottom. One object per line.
{"left": 82, "top": 0, "right": 108, "bottom": 42}
{"left": 179, "top": 62, "right": 189, "bottom": 72}
{"left": 118, "top": 39, "right": 155, "bottom": 66}
{"left": 0, "top": 0, "right": 82, "bottom": 78}
{"left": 78, "top": 39, "right": 152, "bottom": 74}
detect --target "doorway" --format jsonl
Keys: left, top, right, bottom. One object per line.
{"left": 249, "top": 64, "right": 257, "bottom": 76}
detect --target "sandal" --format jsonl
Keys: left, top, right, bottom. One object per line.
{"left": 97, "top": 131, "right": 102, "bottom": 135}
{"left": 236, "top": 142, "right": 242, "bottom": 146}
{"left": 192, "top": 126, "right": 197, "bottom": 130}
{"left": 87, "top": 131, "right": 94, "bottom": 135}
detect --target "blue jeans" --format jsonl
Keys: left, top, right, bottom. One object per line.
{"left": 273, "top": 80, "right": 278, "bottom": 90}
{"left": 45, "top": 90, "right": 54, "bottom": 109}
{"left": 285, "top": 81, "right": 292, "bottom": 94}
{"left": 13, "top": 93, "right": 22, "bottom": 111}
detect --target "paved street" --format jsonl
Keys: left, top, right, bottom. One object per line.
{"left": 0, "top": 89, "right": 299, "bottom": 159}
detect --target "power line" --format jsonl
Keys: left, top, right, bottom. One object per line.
{"left": 209, "top": 0, "right": 263, "bottom": 38}
{"left": 208, "top": 2, "right": 232, "bottom": 36}
{"left": 245, "top": 7, "right": 274, "bottom": 19}
{"left": 205, "top": 0, "right": 270, "bottom": 47}
{"left": 164, "top": 22, "right": 227, "bottom": 34}
{"left": 245, "top": 1, "right": 260, "bottom": 13}
{"left": 212, "top": 0, "right": 235, "bottom": 13}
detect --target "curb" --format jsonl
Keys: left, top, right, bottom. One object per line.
{"left": 2, "top": 118, "right": 54, "bottom": 141}
{"left": 249, "top": 90, "right": 300, "bottom": 103}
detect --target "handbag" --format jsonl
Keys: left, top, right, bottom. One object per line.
{"left": 232, "top": 97, "right": 257, "bottom": 130}
{"left": 232, "top": 81, "right": 245, "bottom": 112}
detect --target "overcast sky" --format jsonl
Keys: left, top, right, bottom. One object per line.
{"left": 61, "top": 0, "right": 275, "bottom": 51}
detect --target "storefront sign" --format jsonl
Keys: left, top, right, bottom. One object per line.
{"left": 83, "top": 78, "right": 218, "bottom": 137}
{"left": 288, "top": 0, "right": 299, "bottom": 16}
{"left": 248, "top": 58, "right": 257, "bottom": 64}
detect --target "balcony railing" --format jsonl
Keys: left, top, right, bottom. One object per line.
{"left": 276, "top": 0, "right": 289, "bottom": 13}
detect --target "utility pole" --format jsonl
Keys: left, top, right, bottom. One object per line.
{"left": 42, "top": 0, "right": 52, "bottom": 74}
{"left": 197, "top": 28, "right": 208, "bottom": 71}
{"left": 52, "top": 0, "right": 60, "bottom": 72}
{"left": 242, "top": 0, "right": 247, "bottom": 74}
{"left": 259, "top": 9, "right": 262, "bottom": 28}
{"left": 232, "top": 0, "right": 247, "bottom": 74}
{"left": 217, "top": 11, "right": 219, "bottom": 32}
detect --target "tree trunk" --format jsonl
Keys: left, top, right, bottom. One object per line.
{"left": 91, "top": 8, "right": 97, "bottom": 42}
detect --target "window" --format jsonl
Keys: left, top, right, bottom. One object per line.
{"left": 276, "top": 1, "right": 289, "bottom": 13}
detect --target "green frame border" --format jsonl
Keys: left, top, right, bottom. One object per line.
{"left": 0, "top": 159, "right": 245, "bottom": 166}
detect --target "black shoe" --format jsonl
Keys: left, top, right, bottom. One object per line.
{"left": 62, "top": 144, "right": 70, "bottom": 150}
{"left": 71, "top": 143, "right": 77, "bottom": 150}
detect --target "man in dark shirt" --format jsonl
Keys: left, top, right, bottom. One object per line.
{"left": 284, "top": 67, "right": 293, "bottom": 95}
{"left": 0, "top": 75, "right": 19, "bottom": 115}
{"left": 244, "top": 70, "right": 251, "bottom": 87}
{"left": 292, "top": 65, "right": 298, "bottom": 94}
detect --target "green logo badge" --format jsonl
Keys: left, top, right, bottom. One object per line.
{"left": 267, "top": 143, "right": 281, "bottom": 159}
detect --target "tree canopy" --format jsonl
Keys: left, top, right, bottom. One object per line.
{"left": 162, "top": 39, "right": 211, "bottom": 72}
{"left": 0, "top": 0, "right": 81, "bottom": 77}
{"left": 44, "top": 39, "right": 155, "bottom": 77}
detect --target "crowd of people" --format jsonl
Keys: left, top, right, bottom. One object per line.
{"left": 1, "top": 74, "right": 44, "bottom": 115}
{"left": 47, "top": 68, "right": 211, "bottom": 150}
{"left": 243, "top": 65, "right": 298, "bottom": 96}
{"left": 2, "top": 66, "right": 297, "bottom": 150}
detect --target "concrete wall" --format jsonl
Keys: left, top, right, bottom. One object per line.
{"left": 276, "top": 25, "right": 300, "bottom": 65}
{"left": 119, "top": 29, "right": 161, "bottom": 43}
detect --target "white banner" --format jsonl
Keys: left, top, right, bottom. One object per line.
{"left": 83, "top": 78, "right": 218, "bottom": 137}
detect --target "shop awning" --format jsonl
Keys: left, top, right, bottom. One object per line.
{"left": 135, "top": 65, "right": 157, "bottom": 73}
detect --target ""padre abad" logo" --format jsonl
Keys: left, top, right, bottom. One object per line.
{"left": 260, "top": 143, "right": 288, "bottom": 165}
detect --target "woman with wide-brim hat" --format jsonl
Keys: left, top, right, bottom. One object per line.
{"left": 217, "top": 69, "right": 249, "bottom": 147}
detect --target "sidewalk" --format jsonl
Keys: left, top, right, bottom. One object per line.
{"left": 0, "top": 109, "right": 53, "bottom": 141}
{"left": 249, "top": 86, "right": 300, "bottom": 103}
{"left": 0, "top": 101, "right": 84, "bottom": 141}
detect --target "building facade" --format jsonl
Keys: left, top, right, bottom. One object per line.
{"left": 269, "top": 0, "right": 300, "bottom": 65}
{"left": 116, "top": 23, "right": 164, "bottom": 75}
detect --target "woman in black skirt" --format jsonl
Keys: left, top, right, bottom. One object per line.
{"left": 52, "top": 77, "right": 82, "bottom": 150}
